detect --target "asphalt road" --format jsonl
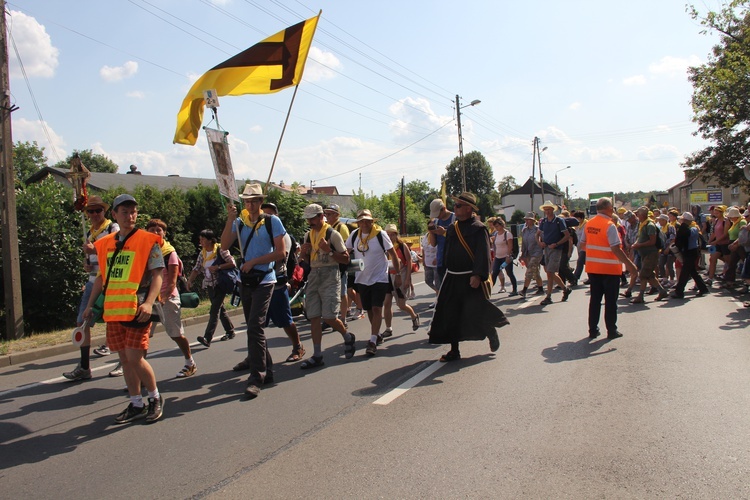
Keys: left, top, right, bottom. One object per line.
{"left": 2, "top": 270, "right": 750, "bottom": 499}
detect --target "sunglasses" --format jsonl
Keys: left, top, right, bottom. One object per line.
{"left": 86, "top": 208, "right": 103, "bottom": 214}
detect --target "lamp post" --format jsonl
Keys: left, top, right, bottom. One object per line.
{"left": 565, "top": 183, "right": 575, "bottom": 210}
{"left": 554, "top": 165, "right": 571, "bottom": 187}
{"left": 456, "top": 95, "right": 481, "bottom": 192}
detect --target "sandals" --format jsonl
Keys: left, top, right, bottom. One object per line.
{"left": 286, "top": 345, "right": 306, "bottom": 363}
{"left": 344, "top": 333, "right": 356, "bottom": 359}
{"left": 439, "top": 350, "right": 461, "bottom": 362}
{"left": 412, "top": 314, "right": 420, "bottom": 331}
{"left": 300, "top": 356, "right": 325, "bottom": 370}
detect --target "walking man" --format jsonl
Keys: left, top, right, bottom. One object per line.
{"left": 630, "top": 206, "right": 669, "bottom": 303}
{"left": 536, "top": 200, "right": 572, "bottom": 305}
{"left": 298, "top": 204, "right": 354, "bottom": 369}
{"left": 583, "top": 197, "right": 637, "bottom": 340}
{"left": 221, "top": 183, "right": 286, "bottom": 399}
{"left": 428, "top": 192, "right": 509, "bottom": 361}
{"left": 64, "top": 195, "right": 119, "bottom": 381}
{"left": 345, "top": 209, "right": 401, "bottom": 357}
{"left": 82, "top": 194, "right": 165, "bottom": 423}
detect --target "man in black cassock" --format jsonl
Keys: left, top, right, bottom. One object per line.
{"left": 428, "top": 192, "right": 510, "bottom": 361}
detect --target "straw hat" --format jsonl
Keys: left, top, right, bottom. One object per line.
{"left": 451, "top": 192, "right": 479, "bottom": 212}
{"left": 356, "top": 209, "right": 376, "bottom": 221}
{"left": 539, "top": 200, "right": 558, "bottom": 212}
{"left": 524, "top": 212, "right": 537, "bottom": 220}
{"left": 384, "top": 223, "right": 398, "bottom": 233}
{"left": 84, "top": 195, "right": 110, "bottom": 212}
{"left": 240, "top": 183, "right": 265, "bottom": 199}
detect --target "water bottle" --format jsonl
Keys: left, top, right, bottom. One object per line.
{"left": 230, "top": 285, "right": 241, "bottom": 307}
{"left": 500, "top": 260, "right": 508, "bottom": 270}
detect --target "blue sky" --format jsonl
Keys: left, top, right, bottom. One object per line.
{"left": 7, "top": 0, "right": 723, "bottom": 199}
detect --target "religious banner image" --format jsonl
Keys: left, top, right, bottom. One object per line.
{"left": 205, "top": 127, "right": 239, "bottom": 202}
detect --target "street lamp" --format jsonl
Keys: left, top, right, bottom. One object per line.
{"left": 555, "top": 165, "right": 571, "bottom": 187}
{"left": 456, "top": 95, "right": 481, "bottom": 192}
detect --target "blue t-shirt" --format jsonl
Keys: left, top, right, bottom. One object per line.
{"left": 435, "top": 212, "right": 455, "bottom": 267}
{"left": 232, "top": 215, "right": 285, "bottom": 285}
{"left": 538, "top": 216, "right": 567, "bottom": 245}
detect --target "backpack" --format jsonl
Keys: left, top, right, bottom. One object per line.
{"left": 655, "top": 227, "right": 666, "bottom": 250}
{"left": 350, "top": 228, "right": 385, "bottom": 255}
{"left": 568, "top": 227, "right": 578, "bottom": 247}
{"left": 163, "top": 252, "right": 189, "bottom": 294}
{"left": 213, "top": 250, "right": 241, "bottom": 295}
{"left": 284, "top": 233, "right": 299, "bottom": 279}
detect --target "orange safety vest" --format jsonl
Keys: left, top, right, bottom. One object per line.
{"left": 584, "top": 214, "right": 622, "bottom": 275}
{"left": 94, "top": 229, "right": 162, "bottom": 322}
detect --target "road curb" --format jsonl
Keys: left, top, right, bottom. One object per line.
{"left": 0, "top": 308, "right": 245, "bottom": 368}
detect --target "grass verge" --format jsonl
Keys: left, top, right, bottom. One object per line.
{"left": 0, "top": 299, "right": 241, "bottom": 356}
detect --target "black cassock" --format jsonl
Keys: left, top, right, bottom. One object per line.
{"left": 428, "top": 216, "right": 508, "bottom": 345}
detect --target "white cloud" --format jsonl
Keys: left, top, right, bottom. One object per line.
{"left": 569, "top": 146, "right": 623, "bottom": 162}
{"left": 304, "top": 46, "right": 341, "bottom": 82}
{"left": 100, "top": 61, "right": 138, "bottom": 82}
{"left": 569, "top": 102, "right": 582, "bottom": 111}
{"left": 12, "top": 117, "right": 67, "bottom": 161}
{"left": 636, "top": 144, "right": 680, "bottom": 160}
{"left": 126, "top": 90, "right": 145, "bottom": 99}
{"left": 249, "top": 125, "right": 262, "bottom": 133}
{"left": 388, "top": 97, "right": 452, "bottom": 142}
{"left": 623, "top": 75, "right": 646, "bottom": 86}
{"left": 8, "top": 10, "right": 59, "bottom": 79}
{"left": 649, "top": 55, "right": 702, "bottom": 78}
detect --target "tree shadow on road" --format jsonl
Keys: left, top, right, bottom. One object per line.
{"left": 542, "top": 337, "right": 617, "bottom": 363}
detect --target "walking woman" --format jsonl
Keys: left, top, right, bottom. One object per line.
{"left": 706, "top": 205, "right": 730, "bottom": 286}
{"left": 490, "top": 218, "right": 518, "bottom": 296}
{"left": 382, "top": 224, "right": 420, "bottom": 337}
{"left": 187, "top": 229, "right": 236, "bottom": 347}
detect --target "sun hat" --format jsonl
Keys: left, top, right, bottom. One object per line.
{"left": 384, "top": 223, "right": 398, "bottom": 233}
{"left": 356, "top": 209, "right": 376, "bottom": 221}
{"left": 303, "top": 204, "right": 324, "bottom": 219}
{"left": 429, "top": 199, "right": 445, "bottom": 218}
{"left": 451, "top": 192, "right": 479, "bottom": 212}
{"left": 84, "top": 195, "right": 110, "bottom": 212}
{"left": 657, "top": 214, "right": 669, "bottom": 222}
{"left": 524, "top": 212, "right": 536, "bottom": 220}
{"left": 539, "top": 200, "right": 558, "bottom": 211}
{"left": 112, "top": 194, "right": 137, "bottom": 212}
{"left": 680, "top": 212, "right": 694, "bottom": 221}
{"left": 324, "top": 204, "right": 340, "bottom": 214}
{"left": 240, "top": 183, "right": 265, "bottom": 199}
{"left": 726, "top": 207, "right": 741, "bottom": 218}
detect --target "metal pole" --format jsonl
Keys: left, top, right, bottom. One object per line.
{"left": 537, "top": 138, "right": 546, "bottom": 203}
{"left": 530, "top": 137, "right": 536, "bottom": 214}
{"left": 0, "top": 0, "right": 24, "bottom": 339}
{"left": 456, "top": 94, "right": 466, "bottom": 192}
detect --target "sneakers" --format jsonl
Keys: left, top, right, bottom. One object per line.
{"left": 145, "top": 394, "right": 164, "bottom": 423}
{"left": 93, "top": 345, "right": 111, "bottom": 356}
{"left": 540, "top": 296, "right": 553, "bottom": 305}
{"left": 63, "top": 364, "right": 92, "bottom": 381}
{"left": 376, "top": 334, "right": 384, "bottom": 346}
{"left": 382, "top": 328, "right": 393, "bottom": 339}
{"left": 365, "top": 341, "right": 377, "bottom": 356}
{"left": 499, "top": 287, "right": 506, "bottom": 293}
{"left": 535, "top": 287, "right": 545, "bottom": 295}
{"left": 114, "top": 403, "right": 148, "bottom": 424}
{"left": 109, "top": 363, "right": 123, "bottom": 377}
{"left": 508, "top": 290, "right": 518, "bottom": 297}
{"left": 412, "top": 314, "right": 420, "bottom": 331}
{"left": 488, "top": 330, "right": 500, "bottom": 352}
{"left": 176, "top": 364, "right": 197, "bottom": 378}
{"left": 562, "top": 287, "right": 572, "bottom": 302}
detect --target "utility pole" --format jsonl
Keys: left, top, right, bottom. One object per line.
{"left": 530, "top": 137, "right": 536, "bottom": 213}
{"left": 455, "top": 94, "right": 466, "bottom": 192}
{"left": 0, "top": 0, "right": 24, "bottom": 340}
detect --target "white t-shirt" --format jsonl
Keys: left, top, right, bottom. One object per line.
{"left": 346, "top": 229, "right": 393, "bottom": 286}
{"left": 492, "top": 230, "right": 512, "bottom": 259}
{"left": 421, "top": 233, "right": 438, "bottom": 268}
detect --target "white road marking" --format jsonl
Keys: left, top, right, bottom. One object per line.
{"left": 373, "top": 360, "right": 444, "bottom": 405}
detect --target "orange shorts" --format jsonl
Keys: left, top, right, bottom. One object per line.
{"left": 106, "top": 321, "right": 151, "bottom": 352}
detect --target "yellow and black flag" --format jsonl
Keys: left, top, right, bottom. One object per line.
{"left": 173, "top": 13, "right": 320, "bottom": 146}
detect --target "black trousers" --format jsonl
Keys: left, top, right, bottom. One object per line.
{"left": 674, "top": 248, "right": 708, "bottom": 295}
{"left": 587, "top": 273, "right": 620, "bottom": 335}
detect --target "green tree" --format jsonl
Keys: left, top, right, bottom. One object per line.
{"left": 14, "top": 140, "right": 47, "bottom": 184}
{"left": 684, "top": 1, "right": 750, "bottom": 186}
{"left": 510, "top": 209, "right": 526, "bottom": 225}
{"left": 1, "top": 178, "right": 86, "bottom": 334}
{"left": 442, "top": 150, "right": 499, "bottom": 218}
{"left": 497, "top": 175, "right": 519, "bottom": 196}
{"left": 53, "top": 149, "right": 119, "bottom": 173}
{"left": 265, "top": 189, "right": 309, "bottom": 241}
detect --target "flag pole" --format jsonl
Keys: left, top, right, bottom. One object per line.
{"left": 264, "top": 84, "right": 300, "bottom": 193}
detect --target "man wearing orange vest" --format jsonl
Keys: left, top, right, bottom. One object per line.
{"left": 583, "top": 197, "right": 637, "bottom": 340}
{"left": 83, "top": 194, "right": 166, "bottom": 424}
